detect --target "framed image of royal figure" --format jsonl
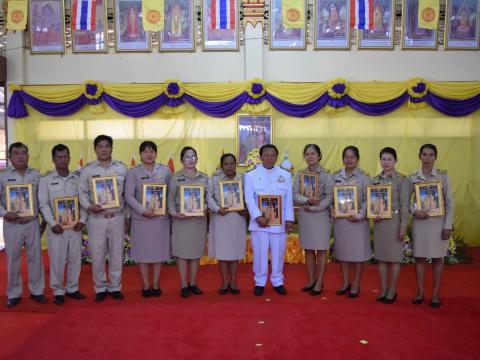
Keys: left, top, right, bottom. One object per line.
{"left": 444, "top": 0, "right": 480, "bottom": 49}
{"left": 159, "top": 0, "right": 195, "bottom": 51}
{"left": 29, "top": 0, "right": 66, "bottom": 54}
{"left": 314, "top": 0, "right": 351, "bottom": 49}
{"left": 236, "top": 115, "right": 274, "bottom": 167}
{"left": 54, "top": 196, "right": 79, "bottom": 229}
{"left": 71, "top": 0, "right": 108, "bottom": 53}
{"left": 219, "top": 180, "right": 244, "bottom": 211}
{"left": 358, "top": 0, "right": 395, "bottom": 49}
{"left": 202, "top": 0, "right": 239, "bottom": 51}
{"left": 414, "top": 182, "right": 444, "bottom": 217}
{"left": 333, "top": 185, "right": 358, "bottom": 218}
{"left": 92, "top": 176, "right": 120, "bottom": 209}
{"left": 367, "top": 184, "right": 392, "bottom": 219}
{"left": 258, "top": 195, "right": 282, "bottom": 226}
{"left": 269, "top": 0, "right": 307, "bottom": 50}
{"left": 142, "top": 184, "right": 167, "bottom": 216}
{"left": 401, "top": 0, "right": 438, "bottom": 49}
{"left": 180, "top": 185, "right": 205, "bottom": 216}
{"left": 300, "top": 173, "right": 319, "bottom": 198}
{"left": 6, "top": 184, "right": 34, "bottom": 217}
{"left": 114, "top": 0, "right": 151, "bottom": 52}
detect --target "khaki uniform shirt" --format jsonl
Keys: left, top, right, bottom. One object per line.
{"left": 168, "top": 169, "right": 208, "bottom": 215}
{"left": 293, "top": 165, "right": 333, "bottom": 212}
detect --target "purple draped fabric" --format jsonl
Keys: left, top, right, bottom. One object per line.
{"left": 183, "top": 92, "right": 249, "bottom": 118}
{"left": 425, "top": 92, "right": 480, "bottom": 117}
{"left": 102, "top": 93, "right": 168, "bottom": 118}
{"left": 266, "top": 92, "right": 330, "bottom": 117}
{"left": 346, "top": 93, "right": 410, "bottom": 116}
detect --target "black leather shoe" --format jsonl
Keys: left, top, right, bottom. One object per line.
{"left": 229, "top": 286, "right": 240, "bottom": 295}
{"left": 180, "top": 287, "right": 190, "bottom": 298}
{"left": 376, "top": 295, "right": 387, "bottom": 302}
{"left": 253, "top": 286, "right": 264, "bottom": 296}
{"left": 411, "top": 296, "right": 424, "bottom": 305}
{"left": 142, "top": 289, "right": 152, "bottom": 298}
{"left": 30, "top": 294, "right": 48, "bottom": 304}
{"left": 6, "top": 297, "right": 21, "bottom": 308}
{"left": 348, "top": 287, "right": 360, "bottom": 298}
{"left": 310, "top": 286, "right": 323, "bottom": 296}
{"left": 66, "top": 291, "right": 86, "bottom": 300}
{"left": 109, "top": 291, "right": 124, "bottom": 300}
{"left": 383, "top": 293, "right": 397, "bottom": 304}
{"left": 218, "top": 287, "right": 228, "bottom": 295}
{"left": 54, "top": 295, "right": 65, "bottom": 305}
{"left": 430, "top": 300, "right": 441, "bottom": 308}
{"left": 336, "top": 284, "right": 351, "bottom": 296}
{"left": 188, "top": 285, "right": 203, "bottom": 295}
{"left": 95, "top": 292, "right": 107, "bottom": 302}
{"left": 301, "top": 280, "right": 316, "bottom": 292}
{"left": 273, "top": 285, "right": 287, "bottom": 296}
{"left": 152, "top": 288, "right": 162, "bottom": 297}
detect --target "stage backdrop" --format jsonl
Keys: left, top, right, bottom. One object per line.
{"left": 8, "top": 80, "right": 480, "bottom": 245}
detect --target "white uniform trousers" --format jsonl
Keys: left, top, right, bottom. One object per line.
{"left": 87, "top": 213, "right": 125, "bottom": 293}
{"left": 4, "top": 220, "right": 45, "bottom": 299}
{"left": 251, "top": 231, "right": 286, "bottom": 287}
{"left": 46, "top": 228, "right": 82, "bottom": 296}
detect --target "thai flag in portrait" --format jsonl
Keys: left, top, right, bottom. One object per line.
{"left": 350, "top": 0, "right": 374, "bottom": 30}
{"left": 71, "top": 0, "right": 97, "bottom": 31}
{"left": 211, "top": 0, "right": 235, "bottom": 29}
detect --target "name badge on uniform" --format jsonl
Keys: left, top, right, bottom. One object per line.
{"left": 178, "top": 178, "right": 186, "bottom": 182}
{"left": 92, "top": 174, "right": 100, "bottom": 178}
{"left": 50, "top": 182, "right": 60, "bottom": 185}
{"left": 141, "top": 176, "right": 150, "bottom": 180}
{"left": 277, "top": 175, "right": 286, "bottom": 183}
{"left": 7, "top": 179, "right": 17, "bottom": 182}
{"left": 335, "top": 179, "right": 342, "bottom": 183}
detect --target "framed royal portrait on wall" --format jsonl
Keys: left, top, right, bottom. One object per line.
{"left": 202, "top": 0, "right": 239, "bottom": 50}
{"left": 236, "top": 115, "right": 274, "bottom": 166}
{"left": 358, "top": 0, "right": 395, "bottom": 49}
{"left": 333, "top": 185, "right": 358, "bottom": 218}
{"left": 219, "top": 180, "right": 244, "bottom": 211}
{"left": 29, "top": 0, "right": 66, "bottom": 54}
{"left": 401, "top": 0, "right": 438, "bottom": 49}
{"left": 180, "top": 185, "right": 205, "bottom": 216}
{"left": 159, "top": 0, "right": 195, "bottom": 51}
{"left": 269, "top": 0, "right": 307, "bottom": 50}
{"left": 114, "top": 0, "right": 151, "bottom": 52}
{"left": 258, "top": 195, "right": 282, "bottom": 225}
{"left": 444, "top": 0, "right": 480, "bottom": 49}
{"left": 300, "top": 172, "right": 319, "bottom": 198}
{"left": 142, "top": 183, "right": 167, "bottom": 215}
{"left": 314, "top": 0, "right": 351, "bottom": 49}
{"left": 367, "top": 184, "right": 392, "bottom": 219}
{"left": 414, "top": 182, "right": 444, "bottom": 217}
{"left": 71, "top": 0, "right": 108, "bottom": 53}
{"left": 92, "top": 176, "right": 120, "bottom": 209}
{"left": 6, "top": 184, "right": 34, "bottom": 217}
{"left": 54, "top": 196, "right": 79, "bottom": 229}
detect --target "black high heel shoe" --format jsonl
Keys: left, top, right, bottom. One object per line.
{"left": 411, "top": 296, "right": 424, "bottom": 305}
{"left": 429, "top": 300, "right": 441, "bottom": 308}
{"left": 376, "top": 294, "right": 387, "bottom": 302}
{"left": 301, "top": 280, "right": 317, "bottom": 292}
{"left": 348, "top": 287, "right": 360, "bottom": 299}
{"left": 336, "top": 284, "right": 351, "bottom": 296}
{"left": 310, "top": 286, "right": 323, "bottom": 296}
{"left": 383, "top": 293, "right": 397, "bottom": 304}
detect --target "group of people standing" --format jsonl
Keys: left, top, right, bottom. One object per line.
{"left": 1, "top": 136, "right": 453, "bottom": 309}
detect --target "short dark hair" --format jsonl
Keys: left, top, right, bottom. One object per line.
{"left": 220, "top": 153, "right": 237, "bottom": 166}
{"left": 51, "top": 144, "right": 70, "bottom": 158}
{"left": 419, "top": 143, "right": 437, "bottom": 158}
{"left": 94, "top": 135, "right": 113, "bottom": 148}
{"left": 180, "top": 146, "right": 197, "bottom": 161}
{"left": 379, "top": 147, "right": 397, "bottom": 160}
{"left": 259, "top": 144, "right": 278, "bottom": 156}
{"left": 139, "top": 141, "right": 157, "bottom": 154}
{"left": 303, "top": 144, "right": 322, "bottom": 160}
{"left": 342, "top": 145, "right": 360, "bottom": 160}
{"left": 8, "top": 142, "right": 28, "bottom": 156}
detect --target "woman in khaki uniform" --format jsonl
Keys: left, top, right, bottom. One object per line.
{"left": 372, "top": 147, "right": 410, "bottom": 304}
{"left": 332, "top": 146, "right": 372, "bottom": 298}
{"left": 207, "top": 154, "right": 247, "bottom": 295}
{"left": 409, "top": 144, "right": 453, "bottom": 308}
{"left": 168, "top": 147, "right": 208, "bottom": 298}
{"left": 293, "top": 144, "right": 333, "bottom": 296}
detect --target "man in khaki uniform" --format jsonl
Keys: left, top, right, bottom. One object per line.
{"left": 0, "top": 142, "right": 46, "bottom": 307}
{"left": 39, "top": 144, "right": 87, "bottom": 305}
{"left": 78, "top": 135, "right": 128, "bottom": 302}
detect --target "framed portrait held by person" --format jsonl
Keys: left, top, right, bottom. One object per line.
{"left": 6, "top": 184, "right": 34, "bottom": 217}
{"left": 142, "top": 183, "right": 167, "bottom": 215}
{"left": 236, "top": 115, "right": 274, "bottom": 166}
{"left": 258, "top": 195, "right": 282, "bottom": 226}
{"left": 300, "top": 172, "right": 319, "bottom": 198}
{"left": 54, "top": 196, "right": 80, "bottom": 229}
{"left": 92, "top": 176, "right": 120, "bottom": 209}
{"left": 29, "top": 0, "right": 66, "bottom": 54}
{"left": 414, "top": 182, "right": 444, "bottom": 217}
{"left": 333, "top": 185, "right": 358, "bottom": 218}
{"left": 367, "top": 184, "right": 392, "bottom": 219}
{"left": 219, "top": 180, "right": 244, "bottom": 211}
{"left": 180, "top": 185, "right": 205, "bottom": 216}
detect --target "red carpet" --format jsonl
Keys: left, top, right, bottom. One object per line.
{"left": 1, "top": 249, "right": 480, "bottom": 360}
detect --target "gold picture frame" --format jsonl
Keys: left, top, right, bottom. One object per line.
{"left": 54, "top": 196, "right": 79, "bottom": 229}
{"left": 333, "top": 185, "right": 358, "bottom": 218}
{"left": 114, "top": 0, "right": 152, "bottom": 52}
{"left": 400, "top": 0, "right": 438, "bottom": 50}
{"left": 71, "top": 0, "right": 108, "bottom": 53}
{"left": 6, "top": 184, "right": 34, "bottom": 217}
{"left": 236, "top": 114, "right": 274, "bottom": 167}
{"left": 92, "top": 176, "right": 120, "bottom": 209}
{"left": 180, "top": 185, "right": 205, "bottom": 216}
{"left": 269, "top": 0, "right": 307, "bottom": 50}
{"left": 300, "top": 172, "right": 319, "bottom": 198}
{"left": 219, "top": 180, "right": 244, "bottom": 211}
{"left": 29, "top": 0, "right": 66, "bottom": 54}
{"left": 367, "top": 184, "right": 392, "bottom": 219}
{"left": 142, "top": 183, "right": 167, "bottom": 216}
{"left": 201, "top": 0, "right": 240, "bottom": 51}
{"left": 258, "top": 195, "right": 282, "bottom": 226}
{"left": 415, "top": 182, "right": 444, "bottom": 217}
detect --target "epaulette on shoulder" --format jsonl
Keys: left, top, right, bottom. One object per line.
{"left": 117, "top": 160, "right": 127, "bottom": 168}
{"left": 41, "top": 170, "right": 52, "bottom": 177}
{"left": 437, "top": 169, "right": 448, "bottom": 174}
{"left": 397, "top": 172, "right": 406, "bottom": 178}
{"left": 408, "top": 171, "right": 416, "bottom": 177}
{"left": 199, "top": 171, "right": 208, "bottom": 177}
{"left": 334, "top": 168, "right": 342, "bottom": 175}
{"left": 358, "top": 169, "right": 369, "bottom": 176}
{"left": 73, "top": 170, "right": 81, "bottom": 176}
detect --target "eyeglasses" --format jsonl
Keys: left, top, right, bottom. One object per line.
{"left": 183, "top": 155, "right": 197, "bottom": 160}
